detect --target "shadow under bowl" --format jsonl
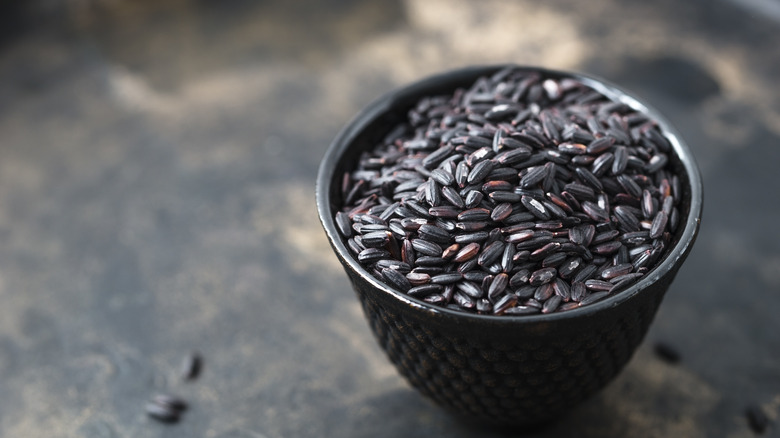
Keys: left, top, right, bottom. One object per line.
{"left": 315, "top": 64, "right": 703, "bottom": 426}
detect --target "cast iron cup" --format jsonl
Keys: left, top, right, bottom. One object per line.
{"left": 316, "top": 65, "right": 703, "bottom": 426}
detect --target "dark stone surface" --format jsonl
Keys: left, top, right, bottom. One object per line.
{"left": 0, "top": 0, "right": 778, "bottom": 436}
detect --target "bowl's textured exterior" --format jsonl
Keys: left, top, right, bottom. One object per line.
{"left": 316, "top": 65, "right": 703, "bottom": 425}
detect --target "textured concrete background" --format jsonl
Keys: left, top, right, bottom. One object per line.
{"left": 0, "top": 0, "right": 778, "bottom": 436}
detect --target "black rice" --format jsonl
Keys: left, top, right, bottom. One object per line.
{"left": 151, "top": 394, "right": 188, "bottom": 412}
{"left": 745, "top": 404, "right": 771, "bottom": 435}
{"left": 335, "top": 67, "right": 683, "bottom": 315}
{"left": 180, "top": 352, "right": 203, "bottom": 381}
{"left": 145, "top": 394, "right": 188, "bottom": 424}
{"left": 145, "top": 400, "right": 181, "bottom": 423}
{"left": 383, "top": 268, "right": 412, "bottom": 291}
{"left": 653, "top": 341, "right": 681, "bottom": 364}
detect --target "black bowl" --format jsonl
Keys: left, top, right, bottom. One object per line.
{"left": 316, "top": 65, "right": 703, "bottom": 426}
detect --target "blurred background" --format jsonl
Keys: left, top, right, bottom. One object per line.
{"left": 0, "top": 0, "right": 778, "bottom": 437}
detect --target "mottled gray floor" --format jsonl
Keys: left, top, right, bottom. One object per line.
{"left": 0, "top": 0, "right": 778, "bottom": 436}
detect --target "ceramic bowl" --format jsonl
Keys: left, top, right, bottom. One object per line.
{"left": 316, "top": 65, "right": 703, "bottom": 426}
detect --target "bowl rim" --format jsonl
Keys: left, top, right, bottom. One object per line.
{"left": 316, "top": 64, "right": 703, "bottom": 324}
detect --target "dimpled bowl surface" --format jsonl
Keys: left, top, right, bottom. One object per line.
{"left": 316, "top": 65, "right": 703, "bottom": 426}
